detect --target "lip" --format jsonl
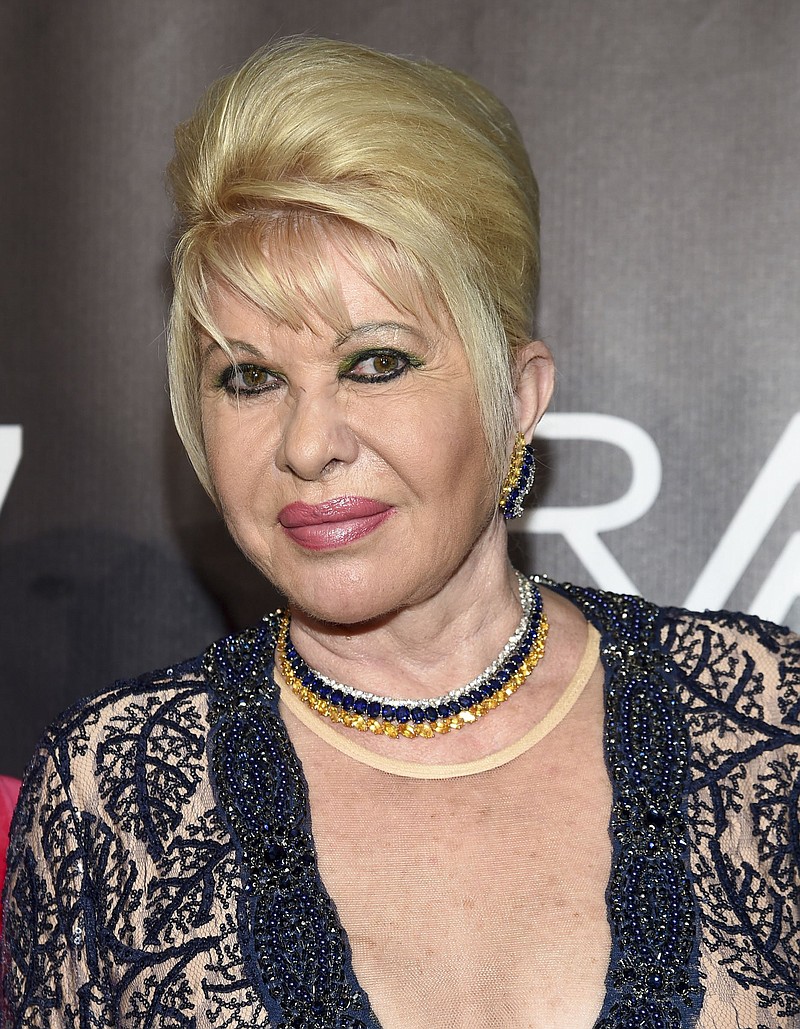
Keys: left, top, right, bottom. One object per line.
{"left": 278, "top": 496, "right": 394, "bottom": 551}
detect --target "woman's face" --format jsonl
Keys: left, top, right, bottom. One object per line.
{"left": 200, "top": 247, "right": 503, "bottom": 625}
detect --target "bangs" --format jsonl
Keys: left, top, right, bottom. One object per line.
{"left": 182, "top": 211, "right": 447, "bottom": 346}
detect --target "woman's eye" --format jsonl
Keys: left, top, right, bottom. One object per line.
{"left": 345, "top": 351, "right": 410, "bottom": 381}
{"left": 219, "top": 363, "right": 279, "bottom": 395}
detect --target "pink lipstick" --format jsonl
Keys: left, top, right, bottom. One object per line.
{"left": 278, "top": 496, "right": 394, "bottom": 551}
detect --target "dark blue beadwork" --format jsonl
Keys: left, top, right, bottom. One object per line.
{"left": 206, "top": 618, "right": 380, "bottom": 1029}
{"left": 539, "top": 578, "right": 704, "bottom": 1027}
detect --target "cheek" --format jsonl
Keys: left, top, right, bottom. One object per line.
{"left": 200, "top": 409, "right": 235, "bottom": 494}
{"left": 201, "top": 405, "right": 272, "bottom": 508}
{"left": 200, "top": 398, "right": 226, "bottom": 456}
{"left": 392, "top": 401, "right": 492, "bottom": 505}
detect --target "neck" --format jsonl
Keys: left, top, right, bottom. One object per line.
{"left": 285, "top": 537, "right": 523, "bottom": 703}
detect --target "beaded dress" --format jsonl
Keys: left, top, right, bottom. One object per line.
{"left": 2, "top": 581, "right": 800, "bottom": 1028}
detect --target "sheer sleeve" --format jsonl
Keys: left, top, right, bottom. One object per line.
{"left": 662, "top": 609, "right": 800, "bottom": 1023}
{"left": 1, "top": 742, "right": 114, "bottom": 1027}
{"left": 1, "top": 674, "right": 277, "bottom": 1028}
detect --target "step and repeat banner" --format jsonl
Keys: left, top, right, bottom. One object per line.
{"left": 1, "top": 1, "right": 798, "bottom": 776}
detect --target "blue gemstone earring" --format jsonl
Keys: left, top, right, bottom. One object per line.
{"left": 498, "top": 432, "right": 535, "bottom": 519}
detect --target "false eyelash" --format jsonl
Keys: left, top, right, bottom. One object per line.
{"left": 339, "top": 348, "right": 423, "bottom": 383}
{"left": 216, "top": 363, "right": 281, "bottom": 396}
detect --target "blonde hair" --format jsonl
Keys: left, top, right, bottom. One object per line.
{"left": 167, "top": 36, "right": 540, "bottom": 496}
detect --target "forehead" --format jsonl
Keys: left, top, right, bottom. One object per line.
{"left": 195, "top": 215, "right": 446, "bottom": 342}
{"left": 203, "top": 239, "right": 452, "bottom": 352}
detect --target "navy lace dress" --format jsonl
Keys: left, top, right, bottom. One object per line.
{"left": 2, "top": 583, "right": 799, "bottom": 1028}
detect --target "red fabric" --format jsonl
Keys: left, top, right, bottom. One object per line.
{"left": 0, "top": 775, "right": 22, "bottom": 929}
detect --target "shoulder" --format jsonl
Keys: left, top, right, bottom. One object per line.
{"left": 36, "top": 612, "right": 282, "bottom": 752}
{"left": 544, "top": 577, "right": 799, "bottom": 727}
{"left": 541, "top": 576, "right": 797, "bottom": 666}
{"left": 9, "top": 654, "right": 212, "bottom": 845}
{"left": 18, "top": 619, "right": 277, "bottom": 814}
{"left": 655, "top": 604, "right": 800, "bottom": 730}
{"left": 35, "top": 653, "right": 210, "bottom": 763}
{"left": 9, "top": 622, "right": 280, "bottom": 862}
{"left": 657, "top": 602, "right": 798, "bottom": 657}
{"left": 20, "top": 616, "right": 283, "bottom": 807}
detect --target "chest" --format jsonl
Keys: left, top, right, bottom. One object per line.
{"left": 291, "top": 698, "right": 613, "bottom": 1029}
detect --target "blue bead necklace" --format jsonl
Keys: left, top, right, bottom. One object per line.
{"left": 277, "top": 573, "right": 548, "bottom": 740}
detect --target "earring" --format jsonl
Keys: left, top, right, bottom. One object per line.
{"left": 498, "top": 432, "right": 535, "bottom": 519}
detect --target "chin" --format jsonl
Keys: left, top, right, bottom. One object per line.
{"left": 270, "top": 558, "right": 412, "bottom": 628}
{"left": 284, "top": 593, "right": 391, "bottom": 629}
{"left": 233, "top": 520, "right": 473, "bottom": 628}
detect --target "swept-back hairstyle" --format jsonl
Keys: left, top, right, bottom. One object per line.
{"left": 167, "top": 36, "right": 540, "bottom": 496}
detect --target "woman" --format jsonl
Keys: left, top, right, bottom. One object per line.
{"left": 2, "top": 36, "right": 799, "bottom": 1029}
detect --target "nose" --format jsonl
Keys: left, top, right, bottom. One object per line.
{"left": 276, "top": 390, "right": 359, "bottom": 481}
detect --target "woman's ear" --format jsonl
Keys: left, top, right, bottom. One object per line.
{"left": 513, "top": 340, "right": 555, "bottom": 441}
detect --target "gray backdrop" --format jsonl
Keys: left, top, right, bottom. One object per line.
{"left": 1, "top": 0, "right": 798, "bottom": 777}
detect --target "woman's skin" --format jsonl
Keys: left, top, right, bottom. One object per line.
{"left": 200, "top": 241, "right": 592, "bottom": 762}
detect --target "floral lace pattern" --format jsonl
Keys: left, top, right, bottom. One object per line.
{"left": 664, "top": 609, "right": 800, "bottom": 1019}
{"left": 1, "top": 584, "right": 799, "bottom": 1027}
{"left": 0, "top": 671, "right": 275, "bottom": 1028}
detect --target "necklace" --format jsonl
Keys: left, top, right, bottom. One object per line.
{"left": 276, "top": 573, "right": 549, "bottom": 739}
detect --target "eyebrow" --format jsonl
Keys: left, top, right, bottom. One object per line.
{"left": 332, "top": 321, "right": 424, "bottom": 348}
{"left": 201, "top": 338, "right": 263, "bottom": 362}
{"left": 202, "top": 321, "right": 426, "bottom": 361}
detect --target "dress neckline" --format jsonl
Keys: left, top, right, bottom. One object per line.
{"left": 205, "top": 579, "right": 703, "bottom": 1028}
{"left": 279, "top": 620, "right": 600, "bottom": 779}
